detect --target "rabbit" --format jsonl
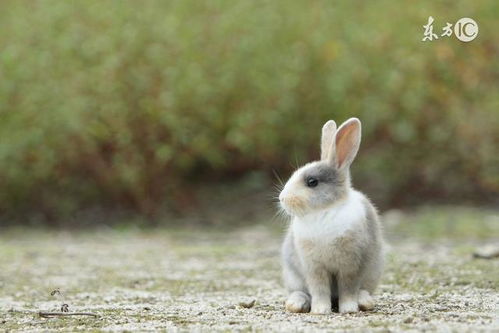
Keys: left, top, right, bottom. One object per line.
{"left": 278, "top": 118, "right": 385, "bottom": 314}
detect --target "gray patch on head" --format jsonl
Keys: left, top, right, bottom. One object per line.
{"left": 301, "top": 161, "right": 348, "bottom": 209}
{"left": 302, "top": 162, "right": 344, "bottom": 187}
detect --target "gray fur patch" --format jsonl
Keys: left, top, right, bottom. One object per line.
{"left": 302, "top": 162, "right": 341, "bottom": 186}
{"left": 299, "top": 161, "right": 348, "bottom": 211}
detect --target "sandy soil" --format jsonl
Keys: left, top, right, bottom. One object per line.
{"left": 0, "top": 224, "right": 498, "bottom": 332}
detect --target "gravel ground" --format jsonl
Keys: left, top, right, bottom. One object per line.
{"left": 0, "top": 221, "right": 498, "bottom": 332}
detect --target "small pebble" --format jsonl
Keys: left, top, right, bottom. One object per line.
{"left": 473, "top": 245, "right": 499, "bottom": 259}
{"left": 239, "top": 299, "right": 256, "bottom": 308}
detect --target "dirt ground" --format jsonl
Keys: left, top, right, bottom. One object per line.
{"left": 0, "top": 208, "right": 498, "bottom": 332}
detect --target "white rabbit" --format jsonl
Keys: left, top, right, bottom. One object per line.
{"left": 279, "top": 118, "right": 384, "bottom": 314}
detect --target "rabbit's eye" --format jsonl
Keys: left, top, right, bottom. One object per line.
{"left": 306, "top": 177, "right": 319, "bottom": 188}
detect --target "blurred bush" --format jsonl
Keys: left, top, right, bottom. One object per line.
{"left": 0, "top": 0, "right": 497, "bottom": 221}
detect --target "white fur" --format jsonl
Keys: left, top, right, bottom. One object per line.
{"left": 291, "top": 189, "right": 366, "bottom": 242}
{"left": 278, "top": 166, "right": 311, "bottom": 214}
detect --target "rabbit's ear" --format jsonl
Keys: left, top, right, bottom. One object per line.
{"left": 329, "top": 118, "right": 361, "bottom": 170}
{"left": 321, "top": 120, "right": 337, "bottom": 161}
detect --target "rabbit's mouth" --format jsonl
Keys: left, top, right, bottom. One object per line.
{"left": 279, "top": 196, "right": 307, "bottom": 216}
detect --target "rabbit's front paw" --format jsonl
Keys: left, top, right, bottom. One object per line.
{"left": 358, "top": 290, "right": 374, "bottom": 311}
{"left": 285, "top": 291, "right": 310, "bottom": 313}
{"left": 310, "top": 301, "right": 331, "bottom": 315}
{"left": 339, "top": 299, "right": 359, "bottom": 313}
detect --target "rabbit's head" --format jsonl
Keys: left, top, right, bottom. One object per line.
{"left": 279, "top": 118, "right": 362, "bottom": 217}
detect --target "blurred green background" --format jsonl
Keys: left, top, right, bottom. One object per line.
{"left": 0, "top": 0, "right": 497, "bottom": 224}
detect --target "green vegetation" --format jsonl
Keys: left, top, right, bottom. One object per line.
{"left": 388, "top": 206, "right": 499, "bottom": 239}
{"left": 0, "top": 1, "right": 497, "bottom": 221}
